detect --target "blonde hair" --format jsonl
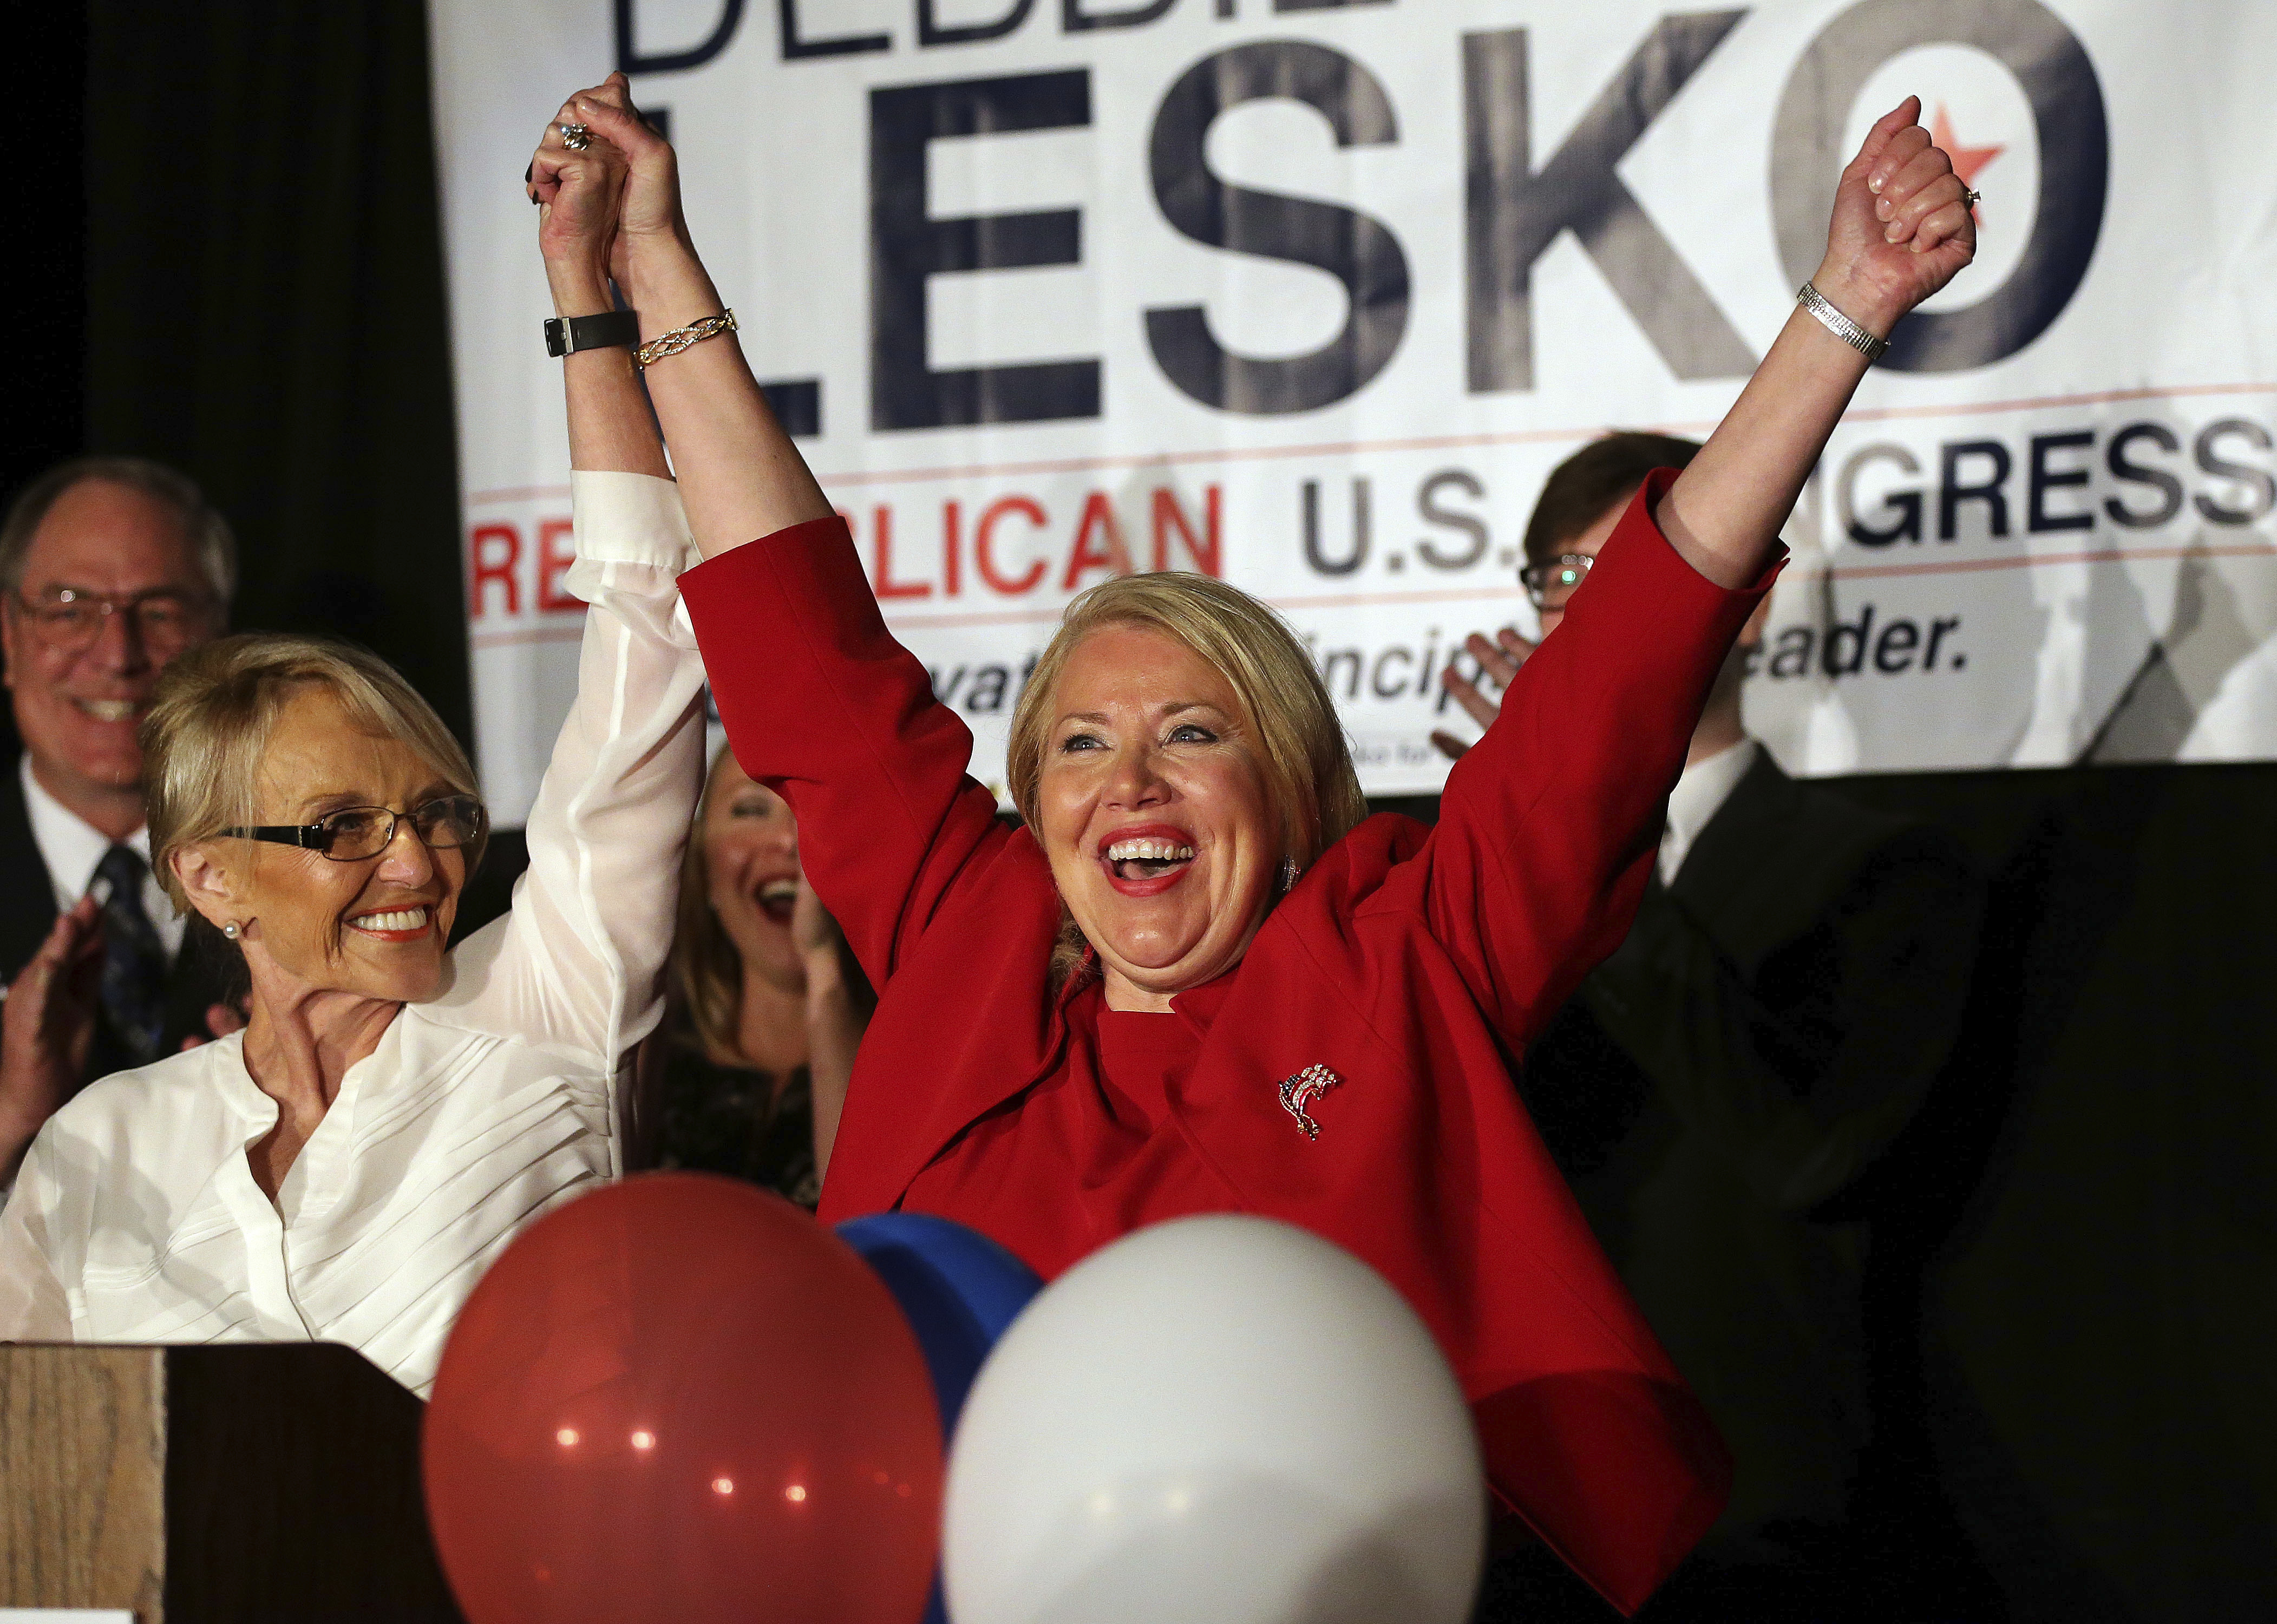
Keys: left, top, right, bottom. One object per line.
{"left": 671, "top": 743, "right": 750, "bottom": 1059}
{"left": 1005, "top": 573, "right": 1367, "bottom": 979}
{"left": 142, "top": 633, "right": 484, "bottom": 914}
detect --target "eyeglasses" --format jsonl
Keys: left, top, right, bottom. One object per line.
{"left": 221, "top": 795, "right": 488, "bottom": 862}
{"left": 10, "top": 587, "right": 215, "bottom": 657}
{"left": 1520, "top": 553, "right": 1594, "bottom": 611}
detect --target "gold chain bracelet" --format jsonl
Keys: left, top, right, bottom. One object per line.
{"left": 634, "top": 309, "right": 738, "bottom": 370}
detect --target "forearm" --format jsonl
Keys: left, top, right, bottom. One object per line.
{"left": 1658, "top": 290, "right": 1873, "bottom": 590}
{"left": 1658, "top": 88, "right": 1979, "bottom": 590}
{"left": 547, "top": 262, "right": 671, "bottom": 479}
{"left": 623, "top": 241, "right": 832, "bottom": 556}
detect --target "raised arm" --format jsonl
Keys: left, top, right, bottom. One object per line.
{"left": 533, "top": 75, "right": 830, "bottom": 556}
{"left": 1659, "top": 96, "right": 1975, "bottom": 586}
{"left": 435, "top": 97, "right": 711, "bottom": 1072}
{"left": 530, "top": 80, "right": 1010, "bottom": 991}
{"left": 1416, "top": 101, "right": 1975, "bottom": 1038}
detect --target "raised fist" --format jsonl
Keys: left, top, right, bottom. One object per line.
{"left": 1814, "top": 95, "right": 1979, "bottom": 337}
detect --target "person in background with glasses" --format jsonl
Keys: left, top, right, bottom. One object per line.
{"left": 1434, "top": 433, "right": 1989, "bottom": 1619}
{"left": 0, "top": 244, "right": 710, "bottom": 1391}
{"left": 0, "top": 457, "right": 245, "bottom": 1186}
{"left": 1433, "top": 433, "right": 1748, "bottom": 775}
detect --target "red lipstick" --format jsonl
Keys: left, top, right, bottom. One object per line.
{"left": 1096, "top": 822, "right": 1198, "bottom": 899}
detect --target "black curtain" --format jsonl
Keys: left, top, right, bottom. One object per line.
{"left": 4, "top": 9, "right": 89, "bottom": 560}
{"left": 1833, "top": 761, "right": 2277, "bottom": 1624}
{"left": 47, "top": 4, "right": 2277, "bottom": 1621}
{"left": 82, "top": 0, "right": 470, "bottom": 749}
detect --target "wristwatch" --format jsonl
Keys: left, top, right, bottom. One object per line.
{"left": 544, "top": 309, "right": 642, "bottom": 358}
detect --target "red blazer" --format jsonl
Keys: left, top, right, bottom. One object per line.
{"left": 682, "top": 473, "right": 1769, "bottom": 1615}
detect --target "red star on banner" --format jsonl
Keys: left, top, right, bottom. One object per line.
{"left": 1931, "top": 103, "right": 2003, "bottom": 222}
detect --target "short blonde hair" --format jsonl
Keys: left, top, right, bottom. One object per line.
{"left": 1006, "top": 571, "right": 1367, "bottom": 878}
{"left": 142, "top": 633, "right": 483, "bottom": 913}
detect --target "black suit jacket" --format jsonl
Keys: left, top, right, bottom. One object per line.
{"left": 1520, "top": 750, "right": 1985, "bottom": 1545}
{"left": 0, "top": 752, "right": 238, "bottom": 1090}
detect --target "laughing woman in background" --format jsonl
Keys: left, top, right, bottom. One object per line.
{"left": 631, "top": 745, "right": 869, "bottom": 1204}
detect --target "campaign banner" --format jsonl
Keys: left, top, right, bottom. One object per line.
{"left": 428, "top": 0, "right": 2277, "bottom": 822}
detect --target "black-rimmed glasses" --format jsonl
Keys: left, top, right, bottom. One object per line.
{"left": 221, "top": 795, "right": 487, "bottom": 861}
{"left": 1520, "top": 553, "right": 1594, "bottom": 611}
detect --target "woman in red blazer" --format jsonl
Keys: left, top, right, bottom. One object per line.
{"left": 529, "top": 77, "right": 1978, "bottom": 1615}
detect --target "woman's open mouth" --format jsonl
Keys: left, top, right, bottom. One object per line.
{"left": 1098, "top": 828, "right": 1196, "bottom": 897}
{"left": 346, "top": 905, "right": 432, "bottom": 943}
{"left": 756, "top": 878, "right": 799, "bottom": 924}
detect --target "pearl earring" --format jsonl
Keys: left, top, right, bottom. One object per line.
{"left": 222, "top": 921, "right": 241, "bottom": 940}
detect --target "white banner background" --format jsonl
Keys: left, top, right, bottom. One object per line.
{"left": 429, "top": 0, "right": 2277, "bottom": 823}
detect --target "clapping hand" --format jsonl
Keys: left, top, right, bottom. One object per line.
{"left": 0, "top": 894, "right": 103, "bottom": 1178}
{"left": 1430, "top": 628, "right": 1537, "bottom": 762}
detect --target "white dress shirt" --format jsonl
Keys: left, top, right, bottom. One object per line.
{"left": 1657, "top": 737, "right": 1760, "bottom": 887}
{"left": 19, "top": 756, "right": 185, "bottom": 959}
{"left": 0, "top": 473, "right": 706, "bottom": 1397}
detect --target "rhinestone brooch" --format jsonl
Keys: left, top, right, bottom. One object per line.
{"left": 1278, "top": 1063, "right": 1345, "bottom": 1141}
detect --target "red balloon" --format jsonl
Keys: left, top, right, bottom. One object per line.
{"left": 424, "top": 1173, "right": 943, "bottom": 1624}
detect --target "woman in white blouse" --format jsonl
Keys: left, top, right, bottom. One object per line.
{"left": 0, "top": 106, "right": 702, "bottom": 1398}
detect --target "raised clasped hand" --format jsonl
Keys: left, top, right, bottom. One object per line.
{"left": 526, "top": 71, "right": 687, "bottom": 299}
{"left": 1814, "top": 95, "right": 1979, "bottom": 337}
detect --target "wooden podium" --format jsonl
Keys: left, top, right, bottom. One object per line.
{"left": 0, "top": 1343, "right": 464, "bottom": 1622}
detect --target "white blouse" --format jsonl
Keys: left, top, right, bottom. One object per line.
{"left": 0, "top": 473, "right": 706, "bottom": 1397}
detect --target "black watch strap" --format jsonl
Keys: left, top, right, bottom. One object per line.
{"left": 545, "top": 309, "right": 642, "bottom": 358}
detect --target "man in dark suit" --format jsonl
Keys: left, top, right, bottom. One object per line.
{"left": 1442, "top": 434, "right": 1986, "bottom": 1620}
{"left": 1, "top": 457, "right": 241, "bottom": 1181}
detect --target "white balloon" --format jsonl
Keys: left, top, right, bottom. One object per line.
{"left": 943, "top": 1214, "right": 1484, "bottom": 1624}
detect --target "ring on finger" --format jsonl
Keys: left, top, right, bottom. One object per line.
{"left": 558, "top": 122, "right": 592, "bottom": 151}
{"left": 1961, "top": 187, "right": 1981, "bottom": 211}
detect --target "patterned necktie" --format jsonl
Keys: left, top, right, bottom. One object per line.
{"left": 95, "top": 844, "right": 167, "bottom": 1067}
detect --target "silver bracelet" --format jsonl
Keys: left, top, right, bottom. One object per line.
{"left": 1796, "top": 282, "right": 1888, "bottom": 363}
{"left": 634, "top": 308, "right": 738, "bottom": 370}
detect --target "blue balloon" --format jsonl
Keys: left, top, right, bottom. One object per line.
{"left": 838, "top": 1212, "right": 1042, "bottom": 1435}
{"left": 840, "top": 1213, "right": 1043, "bottom": 1624}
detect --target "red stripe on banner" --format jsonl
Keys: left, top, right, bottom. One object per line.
{"left": 1828, "top": 540, "right": 2277, "bottom": 581}
{"left": 1833, "top": 379, "right": 2277, "bottom": 425}
{"left": 885, "top": 584, "right": 1528, "bottom": 631}
{"left": 463, "top": 379, "right": 2274, "bottom": 508}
